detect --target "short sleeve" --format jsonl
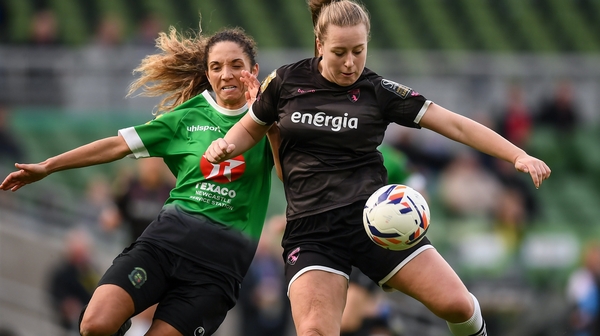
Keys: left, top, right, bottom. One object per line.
{"left": 250, "top": 68, "right": 283, "bottom": 125}
{"left": 376, "top": 78, "right": 431, "bottom": 128}
{"left": 118, "top": 112, "right": 179, "bottom": 158}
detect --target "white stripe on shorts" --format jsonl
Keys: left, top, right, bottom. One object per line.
{"left": 378, "top": 245, "right": 435, "bottom": 291}
{"left": 287, "top": 265, "right": 349, "bottom": 297}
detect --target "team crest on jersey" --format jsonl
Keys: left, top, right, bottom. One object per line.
{"left": 260, "top": 70, "right": 277, "bottom": 94}
{"left": 347, "top": 89, "right": 360, "bottom": 102}
{"left": 200, "top": 155, "right": 246, "bottom": 183}
{"left": 381, "top": 79, "right": 412, "bottom": 99}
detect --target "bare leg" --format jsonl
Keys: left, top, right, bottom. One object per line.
{"left": 80, "top": 284, "right": 134, "bottom": 336}
{"left": 385, "top": 248, "right": 473, "bottom": 323}
{"left": 289, "top": 270, "right": 348, "bottom": 336}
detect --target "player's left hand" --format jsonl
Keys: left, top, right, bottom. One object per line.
{"left": 241, "top": 70, "right": 260, "bottom": 106}
{"left": 205, "top": 138, "right": 235, "bottom": 164}
{"left": 514, "top": 154, "right": 551, "bottom": 189}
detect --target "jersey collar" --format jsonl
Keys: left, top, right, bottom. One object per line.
{"left": 201, "top": 90, "right": 247, "bottom": 116}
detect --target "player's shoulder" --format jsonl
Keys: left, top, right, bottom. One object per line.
{"left": 260, "top": 58, "right": 315, "bottom": 95}
{"left": 274, "top": 57, "right": 317, "bottom": 79}
{"left": 144, "top": 99, "right": 203, "bottom": 126}
{"left": 364, "top": 71, "right": 420, "bottom": 100}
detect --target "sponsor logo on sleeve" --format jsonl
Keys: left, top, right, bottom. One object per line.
{"left": 381, "top": 79, "right": 413, "bottom": 99}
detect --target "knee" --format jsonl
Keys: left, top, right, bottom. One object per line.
{"left": 295, "top": 311, "right": 342, "bottom": 336}
{"left": 297, "top": 326, "right": 329, "bottom": 336}
{"left": 79, "top": 316, "right": 119, "bottom": 336}
{"left": 430, "top": 292, "right": 474, "bottom": 323}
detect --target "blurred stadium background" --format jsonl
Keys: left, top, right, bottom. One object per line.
{"left": 1, "top": 0, "right": 600, "bottom": 335}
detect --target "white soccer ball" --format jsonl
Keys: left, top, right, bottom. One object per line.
{"left": 363, "top": 184, "right": 431, "bottom": 251}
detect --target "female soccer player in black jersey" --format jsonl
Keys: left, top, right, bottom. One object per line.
{"left": 205, "top": 1, "right": 551, "bottom": 335}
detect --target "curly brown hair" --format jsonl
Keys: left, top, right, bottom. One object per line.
{"left": 127, "top": 24, "right": 257, "bottom": 114}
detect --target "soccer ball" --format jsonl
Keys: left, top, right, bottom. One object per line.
{"left": 363, "top": 184, "right": 430, "bottom": 251}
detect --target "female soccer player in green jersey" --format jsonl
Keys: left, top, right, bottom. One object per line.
{"left": 1, "top": 27, "right": 279, "bottom": 336}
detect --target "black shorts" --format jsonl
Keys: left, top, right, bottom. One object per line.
{"left": 282, "top": 201, "right": 433, "bottom": 293}
{"left": 98, "top": 241, "right": 238, "bottom": 336}
{"left": 349, "top": 267, "right": 379, "bottom": 293}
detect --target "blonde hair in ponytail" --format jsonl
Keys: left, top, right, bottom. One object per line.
{"left": 307, "top": 0, "right": 370, "bottom": 56}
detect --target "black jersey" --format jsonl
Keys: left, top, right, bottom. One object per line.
{"left": 251, "top": 57, "right": 431, "bottom": 220}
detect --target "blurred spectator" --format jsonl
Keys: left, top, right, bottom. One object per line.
{"left": 93, "top": 14, "right": 125, "bottom": 47}
{"left": 47, "top": 227, "right": 101, "bottom": 335}
{"left": 492, "top": 187, "right": 527, "bottom": 253}
{"left": 19, "top": 9, "right": 65, "bottom": 107}
{"left": 239, "top": 215, "right": 292, "bottom": 336}
{"left": 79, "top": 175, "right": 121, "bottom": 242}
{"left": 0, "top": 105, "right": 25, "bottom": 164}
{"left": 131, "top": 14, "right": 164, "bottom": 46}
{"left": 566, "top": 241, "right": 600, "bottom": 336}
{"left": 28, "top": 9, "right": 59, "bottom": 46}
{"left": 489, "top": 159, "right": 539, "bottom": 256}
{"left": 491, "top": 159, "right": 539, "bottom": 223}
{"left": 536, "top": 79, "right": 580, "bottom": 133}
{"left": 390, "top": 130, "right": 453, "bottom": 175}
{"left": 496, "top": 81, "right": 532, "bottom": 149}
{"left": 112, "top": 158, "right": 174, "bottom": 244}
{"left": 72, "top": 14, "right": 127, "bottom": 110}
{"left": 438, "top": 150, "right": 503, "bottom": 218}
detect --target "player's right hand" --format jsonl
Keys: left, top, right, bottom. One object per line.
{"left": 205, "top": 138, "right": 235, "bottom": 164}
{"left": 241, "top": 70, "right": 260, "bottom": 106}
{"left": 0, "top": 163, "right": 49, "bottom": 192}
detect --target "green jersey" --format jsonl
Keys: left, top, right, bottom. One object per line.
{"left": 119, "top": 90, "right": 273, "bottom": 240}
{"left": 379, "top": 144, "right": 409, "bottom": 184}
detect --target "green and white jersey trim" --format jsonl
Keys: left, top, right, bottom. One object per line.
{"left": 201, "top": 90, "right": 247, "bottom": 116}
{"left": 119, "top": 126, "right": 150, "bottom": 158}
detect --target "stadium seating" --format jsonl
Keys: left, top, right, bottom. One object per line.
{"left": 3, "top": 0, "right": 600, "bottom": 52}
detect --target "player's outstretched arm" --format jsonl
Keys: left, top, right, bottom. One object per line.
{"left": 419, "top": 103, "right": 551, "bottom": 188}
{"left": 0, "top": 135, "right": 132, "bottom": 192}
{"left": 205, "top": 113, "right": 270, "bottom": 163}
